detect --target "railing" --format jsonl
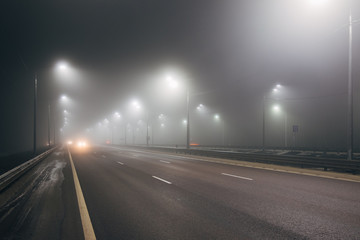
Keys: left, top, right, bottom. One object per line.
{"left": 139, "top": 146, "right": 360, "bottom": 174}
{"left": 0, "top": 147, "right": 57, "bottom": 192}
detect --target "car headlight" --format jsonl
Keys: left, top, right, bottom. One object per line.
{"left": 77, "top": 141, "right": 87, "bottom": 147}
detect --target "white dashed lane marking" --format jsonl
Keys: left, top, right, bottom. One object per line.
{"left": 221, "top": 173, "right": 253, "bottom": 181}
{"left": 160, "top": 160, "right": 171, "bottom": 164}
{"left": 152, "top": 176, "right": 172, "bottom": 184}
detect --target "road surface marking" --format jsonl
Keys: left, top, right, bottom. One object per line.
{"left": 152, "top": 176, "right": 172, "bottom": 184}
{"left": 99, "top": 145, "right": 360, "bottom": 183}
{"left": 221, "top": 173, "right": 253, "bottom": 181}
{"left": 117, "top": 161, "right": 124, "bottom": 165}
{"left": 68, "top": 148, "right": 97, "bottom": 240}
{"left": 160, "top": 160, "right": 171, "bottom": 164}
{"left": 101, "top": 155, "right": 106, "bottom": 158}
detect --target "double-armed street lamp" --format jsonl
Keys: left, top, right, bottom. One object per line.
{"left": 262, "top": 84, "right": 282, "bottom": 151}
{"left": 195, "top": 103, "right": 225, "bottom": 146}
{"left": 59, "top": 97, "right": 74, "bottom": 143}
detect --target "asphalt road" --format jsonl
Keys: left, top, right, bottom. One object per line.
{"left": 1, "top": 145, "right": 360, "bottom": 239}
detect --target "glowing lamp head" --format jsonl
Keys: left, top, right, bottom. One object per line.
{"left": 197, "top": 104, "right": 204, "bottom": 111}
{"left": 57, "top": 61, "right": 69, "bottom": 71}
{"left": 273, "top": 105, "right": 281, "bottom": 112}
{"left": 131, "top": 100, "right": 141, "bottom": 110}
{"left": 166, "top": 74, "right": 179, "bottom": 89}
{"left": 60, "top": 95, "right": 69, "bottom": 102}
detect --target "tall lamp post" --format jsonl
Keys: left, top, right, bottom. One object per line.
{"left": 126, "top": 100, "right": 141, "bottom": 145}
{"left": 214, "top": 114, "right": 225, "bottom": 146}
{"left": 262, "top": 84, "right": 282, "bottom": 151}
{"left": 34, "top": 75, "right": 53, "bottom": 153}
{"left": 186, "top": 88, "right": 190, "bottom": 149}
{"left": 272, "top": 104, "right": 288, "bottom": 149}
{"left": 33, "top": 74, "right": 38, "bottom": 155}
{"left": 33, "top": 61, "right": 69, "bottom": 155}
{"left": 309, "top": 0, "right": 357, "bottom": 160}
{"left": 48, "top": 104, "right": 51, "bottom": 147}
{"left": 146, "top": 111, "right": 150, "bottom": 147}
{"left": 164, "top": 74, "right": 191, "bottom": 149}
{"left": 347, "top": 6, "right": 355, "bottom": 160}
{"left": 262, "top": 95, "right": 265, "bottom": 151}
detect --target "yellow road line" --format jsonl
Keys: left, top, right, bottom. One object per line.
{"left": 68, "top": 148, "right": 96, "bottom": 240}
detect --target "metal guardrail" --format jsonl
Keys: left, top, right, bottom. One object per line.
{"left": 0, "top": 147, "right": 57, "bottom": 192}
{"left": 141, "top": 146, "right": 360, "bottom": 174}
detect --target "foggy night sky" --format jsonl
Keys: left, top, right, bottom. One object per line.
{"left": 0, "top": 0, "right": 359, "bottom": 154}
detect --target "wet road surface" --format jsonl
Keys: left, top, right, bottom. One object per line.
{"left": 1, "top": 145, "right": 359, "bottom": 239}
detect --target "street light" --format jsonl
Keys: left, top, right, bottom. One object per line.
{"left": 308, "top": 1, "right": 357, "bottom": 159}
{"left": 166, "top": 75, "right": 179, "bottom": 89}
{"left": 197, "top": 104, "right": 205, "bottom": 111}
{"left": 132, "top": 100, "right": 151, "bottom": 146}
{"left": 165, "top": 74, "right": 191, "bottom": 149}
{"left": 56, "top": 61, "right": 69, "bottom": 71}
{"left": 111, "top": 112, "right": 121, "bottom": 144}
{"left": 60, "top": 94, "right": 68, "bottom": 102}
{"left": 54, "top": 94, "right": 74, "bottom": 143}
{"left": 132, "top": 100, "right": 141, "bottom": 110}
{"left": 272, "top": 105, "right": 281, "bottom": 112}
{"left": 125, "top": 99, "right": 143, "bottom": 145}
{"left": 263, "top": 84, "right": 282, "bottom": 151}
{"left": 214, "top": 114, "right": 225, "bottom": 146}
{"left": 271, "top": 104, "right": 288, "bottom": 148}
{"left": 33, "top": 61, "right": 70, "bottom": 155}
{"left": 346, "top": 4, "right": 355, "bottom": 160}
{"left": 33, "top": 73, "right": 38, "bottom": 154}
{"left": 186, "top": 88, "right": 190, "bottom": 149}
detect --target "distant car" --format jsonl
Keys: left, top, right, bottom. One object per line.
{"left": 76, "top": 140, "right": 87, "bottom": 148}
{"left": 66, "top": 138, "right": 91, "bottom": 152}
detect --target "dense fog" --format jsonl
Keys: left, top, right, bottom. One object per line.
{"left": 0, "top": 0, "right": 359, "bottom": 155}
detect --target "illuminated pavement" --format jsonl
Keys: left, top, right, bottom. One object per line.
{"left": 1, "top": 145, "right": 360, "bottom": 239}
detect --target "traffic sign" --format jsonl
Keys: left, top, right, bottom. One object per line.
{"left": 293, "top": 125, "right": 299, "bottom": 133}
